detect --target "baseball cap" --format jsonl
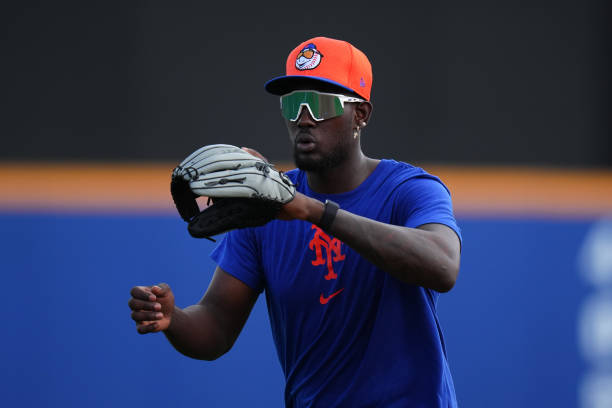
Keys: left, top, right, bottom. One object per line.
{"left": 265, "top": 37, "right": 373, "bottom": 101}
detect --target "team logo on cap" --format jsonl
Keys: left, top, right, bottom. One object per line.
{"left": 295, "top": 43, "right": 323, "bottom": 70}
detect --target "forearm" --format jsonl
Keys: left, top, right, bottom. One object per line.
{"left": 296, "top": 197, "right": 459, "bottom": 291}
{"left": 163, "top": 304, "right": 231, "bottom": 361}
{"left": 328, "top": 211, "right": 458, "bottom": 291}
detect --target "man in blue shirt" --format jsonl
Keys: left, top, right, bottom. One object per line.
{"left": 129, "top": 37, "right": 462, "bottom": 407}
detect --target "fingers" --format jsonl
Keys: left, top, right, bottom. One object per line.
{"left": 131, "top": 310, "right": 164, "bottom": 323}
{"left": 130, "top": 285, "right": 157, "bottom": 302}
{"left": 129, "top": 283, "right": 173, "bottom": 334}
{"left": 241, "top": 147, "right": 269, "bottom": 163}
{"left": 151, "top": 283, "right": 170, "bottom": 297}
{"left": 130, "top": 283, "right": 170, "bottom": 302}
{"left": 136, "top": 321, "right": 161, "bottom": 334}
{"left": 128, "top": 298, "right": 162, "bottom": 312}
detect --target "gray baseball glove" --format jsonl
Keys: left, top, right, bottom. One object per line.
{"left": 171, "top": 144, "right": 296, "bottom": 239}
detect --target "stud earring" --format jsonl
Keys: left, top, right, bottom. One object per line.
{"left": 360, "top": 121, "right": 366, "bottom": 127}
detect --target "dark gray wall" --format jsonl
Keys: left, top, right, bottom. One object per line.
{"left": 2, "top": 1, "right": 610, "bottom": 166}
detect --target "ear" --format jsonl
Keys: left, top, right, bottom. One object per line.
{"left": 354, "top": 101, "right": 373, "bottom": 127}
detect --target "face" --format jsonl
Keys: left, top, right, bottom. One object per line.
{"left": 284, "top": 92, "right": 358, "bottom": 172}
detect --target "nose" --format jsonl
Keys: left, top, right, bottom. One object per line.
{"left": 295, "top": 105, "right": 317, "bottom": 127}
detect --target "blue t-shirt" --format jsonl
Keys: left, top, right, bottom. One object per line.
{"left": 211, "top": 159, "right": 461, "bottom": 407}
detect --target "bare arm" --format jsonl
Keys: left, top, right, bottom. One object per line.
{"left": 281, "top": 193, "right": 461, "bottom": 292}
{"left": 129, "top": 267, "right": 259, "bottom": 360}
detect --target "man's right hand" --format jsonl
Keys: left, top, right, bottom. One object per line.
{"left": 129, "top": 283, "right": 175, "bottom": 334}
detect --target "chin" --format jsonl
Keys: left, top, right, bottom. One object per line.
{"left": 293, "top": 153, "right": 321, "bottom": 172}
{"left": 295, "top": 160, "right": 322, "bottom": 172}
{"left": 293, "top": 149, "right": 348, "bottom": 172}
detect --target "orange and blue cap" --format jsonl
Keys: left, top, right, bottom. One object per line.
{"left": 265, "top": 37, "right": 373, "bottom": 101}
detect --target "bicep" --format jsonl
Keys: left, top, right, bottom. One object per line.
{"left": 198, "top": 266, "right": 260, "bottom": 347}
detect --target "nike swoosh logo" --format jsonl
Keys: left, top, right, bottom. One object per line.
{"left": 319, "top": 288, "right": 344, "bottom": 304}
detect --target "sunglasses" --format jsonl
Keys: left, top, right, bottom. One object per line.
{"left": 297, "top": 49, "right": 316, "bottom": 59}
{"left": 280, "top": 91, "right": 365, "bottom": 122}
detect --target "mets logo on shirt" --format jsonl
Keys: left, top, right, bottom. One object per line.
{"left": 295, "top": 43, "right": 323, "bottom": 70}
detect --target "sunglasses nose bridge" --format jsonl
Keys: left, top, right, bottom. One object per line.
{"left": 293, "top": 103, "right": 318, "bottom": 124}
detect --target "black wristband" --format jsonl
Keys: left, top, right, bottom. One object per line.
{"left": 319, "top": 199, "right": 340, "bottom": 231}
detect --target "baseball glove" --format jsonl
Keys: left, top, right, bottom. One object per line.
{"left": 170, "top": 144, "right": 296, "bottom": 239}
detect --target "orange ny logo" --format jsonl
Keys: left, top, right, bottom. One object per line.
{"left": 308, "top": 225, "right": 345, "bottom": 280}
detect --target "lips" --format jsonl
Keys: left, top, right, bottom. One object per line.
{"left": 295, "top": 133, "right": 316, "bottom": 153}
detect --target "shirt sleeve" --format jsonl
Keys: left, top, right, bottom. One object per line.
{"left": 210, "top": 227, "right": 265, "bottom": 293}
{"left": 392, "top": 175, "right": 462, "bottom": 245}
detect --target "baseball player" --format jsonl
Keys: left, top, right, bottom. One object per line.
{"left": 129, "top": 37, "right": 462, "bottom": 407}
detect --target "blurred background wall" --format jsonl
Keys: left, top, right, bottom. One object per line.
{"left": 1, "top": 1, "right": 611, "bottom": 407}
{"left": 2, "top": 0, "right": 610, "bottom": 165}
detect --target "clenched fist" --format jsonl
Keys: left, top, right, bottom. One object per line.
{"left": 128, "top": 283, "right": 175, "bottom": 334}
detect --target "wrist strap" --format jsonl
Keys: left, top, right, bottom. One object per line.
{"left": 319, "top": 199, "right": 340, "bottom": 231}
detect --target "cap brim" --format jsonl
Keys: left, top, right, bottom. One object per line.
{"left": 264, "top": 75, "right": 363, "bottom": 99}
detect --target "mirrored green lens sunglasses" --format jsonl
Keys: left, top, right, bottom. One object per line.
{"left": 280, "top": 91, "right": 365, "bottom": 122}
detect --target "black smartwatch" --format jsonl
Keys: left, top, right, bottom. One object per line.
{"left": 319, "top": 199, "right": 340, "bottom": 231}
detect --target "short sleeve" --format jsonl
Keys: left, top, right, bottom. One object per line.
{"left": 393, "top": 175, "right": 462, "bottom": 244}
{"left": 210, "top": 227, "right": 265, "bottom": 293}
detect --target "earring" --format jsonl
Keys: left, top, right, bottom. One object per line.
{"left": 353, "top": 127, "right": 359, "bottom": 139}
{"left": 360, "top": 121, "right": 366, "bottom": 127}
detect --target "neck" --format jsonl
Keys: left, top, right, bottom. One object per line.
{"left": 305, "top": 150, "right": 379, "bottom": 194}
